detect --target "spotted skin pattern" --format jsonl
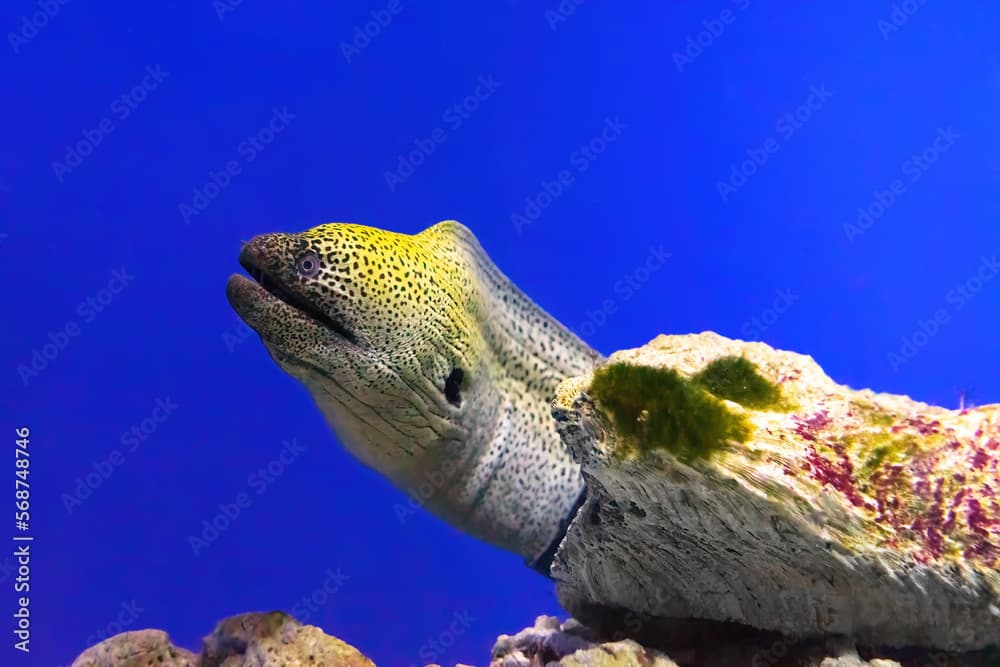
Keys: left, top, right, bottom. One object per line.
{"left": 226, "top": 221, "right": 601, "bottom": 562}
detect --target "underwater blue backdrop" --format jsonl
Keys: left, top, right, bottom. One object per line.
{"left": 3, "top": 2, "right": 999, "bottom": 665}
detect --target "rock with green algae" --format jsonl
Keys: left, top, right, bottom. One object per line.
{"left": 550, "top": 332, "right": 1000, "bottom": 654}
{"left": 71, "top": 611, "right": 374, "bottom": 667}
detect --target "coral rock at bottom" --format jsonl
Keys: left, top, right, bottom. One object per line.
{"left": 73, "top": 611, "right": 1000, "bottom": 666}
{"left": 71, "top": 611, "right": 374, "bottom": 667}
{"left": 489, "top": 615, "right": 678, "bottom": 666}
{"left": 487, "top": 616, "right": 914, "bottom": 667}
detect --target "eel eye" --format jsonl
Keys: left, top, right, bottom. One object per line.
{"left": 445, "top": 368, "right": 464, "bottom": 407}
{"left": 295, "top": 251, "right": 321, "bottom": 278}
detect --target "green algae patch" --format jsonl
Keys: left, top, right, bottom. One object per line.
{"left": 589, "top": 362, "right": 752, "bottom": 464}
{"left": 859, "top": 444, "right": 892, "bottom": 478}
{"left": 855, "top": 431, "right": 921, "bottom": 480}
{"left": 691, "top": 355, "right": 784, "bottom": 410}
{"left": 869, "top": 412, "right": 894, "bottom": 427}
{"left": 849, "top": 399, "right": 896, "bottom": 427}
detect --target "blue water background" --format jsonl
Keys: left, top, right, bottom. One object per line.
{"left": 3, "top": 2, "right": 999, "bottom": 665}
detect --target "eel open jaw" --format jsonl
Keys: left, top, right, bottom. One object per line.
{"left": 226, "top": 249, "right": 358, "bottom": 346}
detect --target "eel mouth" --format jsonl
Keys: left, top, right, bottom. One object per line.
{"left": 233, "top": 251, "right": 359, "bottom": 346}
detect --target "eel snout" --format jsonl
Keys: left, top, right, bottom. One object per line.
{"left": 226, "top": 233, "right": 358, "bottom": 346}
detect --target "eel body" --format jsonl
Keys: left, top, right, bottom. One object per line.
{"left": 226, "top": 221, "right": 600, "bottom": 565}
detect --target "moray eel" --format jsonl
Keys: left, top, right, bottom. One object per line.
{"left": 226, "top": 221, "right": 601, "bottom": 570}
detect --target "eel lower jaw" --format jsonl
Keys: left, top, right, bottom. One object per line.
{"left": 225, "top": 273, "right": 361, "bottom": 347}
